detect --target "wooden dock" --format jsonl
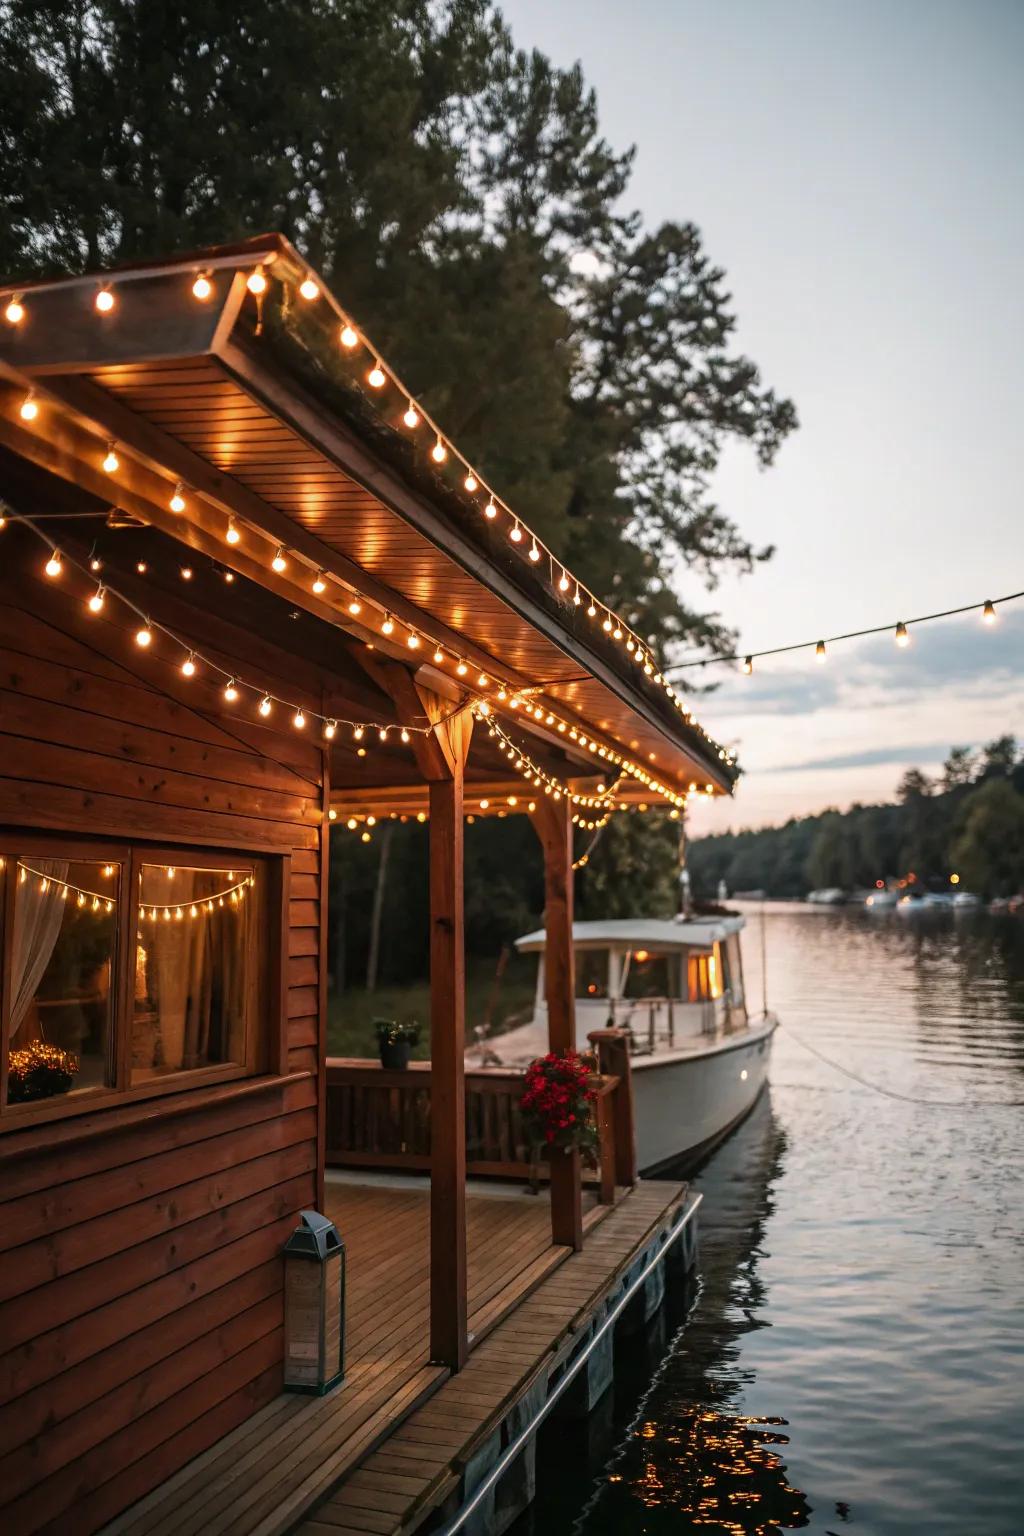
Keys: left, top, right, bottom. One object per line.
{"left": 98, "top": 1178, "right": 690, "bottom": 1536}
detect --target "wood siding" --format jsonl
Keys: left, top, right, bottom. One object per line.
{"left": 0, "top": 553, "right": 330, "bottom": 1534}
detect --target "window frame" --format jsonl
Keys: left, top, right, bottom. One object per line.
{"left": 0, "top": 831, "right": 288, "bottom": 1130}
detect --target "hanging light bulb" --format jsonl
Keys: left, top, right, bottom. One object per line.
{"left": 192, "top": 273, "right": 212, "bottom": 301}
{"left": 528, "top": 540, "right": 541, "bottom": 562}
{"left": 223, "top": 569, "right": 235, "bottom": 584}
{"left": 89, "top": 555, "right": 102, "bottom": 572}
{"left": 895, "top": 621, "right": 910, "bottom": 648}
{"left": 982, "top": 599, "right": 996, "bottom": 625}
{"left": 45, "top": 549, "right": 63, "bottom": 578}
{"left": 5, "top": 295, "right": 24, "bottom": 325}
{"left": 815, "top": 639, "right": 827, "bottom": 663}
{"left": 400, "top": 727, "right": 411, "bottom": 744}
{"left": 510, "top": 521, "right": 523, "bottom": 543}
{"left": 353, "top": 724, "right": 364, "bottom": 741}
{"left": 558, "top": 570, "right": 570, "bottom": 592}
{"left": 312, "top": 570, "right": 326, "bottom": 594}
{"left": 271, "top": 547, "right": 287, "bottom": 573}
{"left": 403, "top": 401, "right": 420, "bottom": 429}
{"left": 247, "top": 267, "right": 267, "bottom": 295}
{"left": 742, "top": 655, "right": 753, "bottom": 674}
{"left": 477, "top": 672, "right": 489, "bottom": 687}
{"left": 135, "top": 623, "right": 153, "bottom": 648}
{"left": 298, "top": 276, "right": 319, "bottom": 301}
{"left": 87, "top": 585, "right": 105, "bottom": 612}
{"left": 367, "top": 360, "right": 386, "bottom": 389}
{"left": 135, "top": 560, "right": 148, "bottom": 575}
{"left": 433, "top": 646, "right": 444, "bottom": 664}
{"left": 258, "top": 695, "right": 273, "bottom": 716}
{"left": 225, "top": 518, "right": 240, "bottom": 544}
{"left": 324, "top": 719, "right": 337, "bottom": 740}
{"left": 102, "top": 443, "right": 119, "bottom": 474}
{"left": 431, "top": 436, "right": 447, "bottom": 464}
{"left": 224, "top": 679, "right": 239, "bottom": 703}
{"left": 347, "top": 597, "right": 362, "bottom": 616}
{"left": 169, "top": 482, "right": 186, "bottom": 513}
{"left": 19, "top": 390, "right": 38, "bottom": 421}
{"left": 293, "top": 709, "right": 306, "bottom": 729}
{"left": 456, "top": 659, "right": 468, "bottom": 677}
{"left": 573, "top": 585, "right": 582, "bottom": 607}
{"left": 407, "top": 632, "right": 421, "bottom": 650}
{"left": 95, "top": 285, "right": 115, "bottom": 313}
{"left": 484, "top": 499, "right": 497, "bottom": 519}
{"left": 378, "top": 727, "right": 388, "bottom": 743}
{"left": 602, "top": 616, "right": 613, "bottom": 633}
{"left": 464, "top": 471, "right": 478, "bottom": 493}
{"left": 586, "top": 601, "right": 597, "bottom": 618}
{"left": 339, "top": 322, "right": 358, "bottom": 349}
{"left": 181, "top": 653, "right": 197, "bottom": 677}
{"left": 381, "top": 613, "right": 395, "bottom": 636}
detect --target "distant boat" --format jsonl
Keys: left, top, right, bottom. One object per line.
{"left": 865, "top": 889, "right": 898, "bottom": 909}
{"left": 806, "top": 888, "right": 846, "bottom": 905}
{"left": 467, "top": 915, "right": 777, "bottom": 1175}
{"left": 951, "top": 891, "right": 981, "bottom": 910}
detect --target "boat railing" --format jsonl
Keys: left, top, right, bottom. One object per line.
{"left": 325, "top": 1033, "right": 637, "bottom": 1200}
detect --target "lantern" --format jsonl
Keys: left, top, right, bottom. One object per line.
{"left": 283, "top": 1211, "right": 345, "bottom": 1393}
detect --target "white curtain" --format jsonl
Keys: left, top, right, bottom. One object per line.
{"left": 10, "top": 859, "right": 71, "bottom": 1036}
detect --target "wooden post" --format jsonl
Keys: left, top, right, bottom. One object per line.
{"left": 588, "top": 1028, "right": 638, "bottom": 1188}
{"left": 529, "top": 795, "right": 583, "bottom": 1252}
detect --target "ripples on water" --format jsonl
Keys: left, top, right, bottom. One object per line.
{"left": 517, "top": 906, "right": 1024, "bottom": 1535}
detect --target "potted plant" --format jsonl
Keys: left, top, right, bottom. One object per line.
{"left": 374, "top": 1018, "right": 420, "bottom": 1071}
{"left": 7, "top": 1041, "right": 79, "bottom": 1103}
{"left": 520, "top": 1049, "right": 599, "bottom": 1166}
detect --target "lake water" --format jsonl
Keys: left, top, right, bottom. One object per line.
{"left": 517, "top": 904, "right": 1024, "bottom": 1535}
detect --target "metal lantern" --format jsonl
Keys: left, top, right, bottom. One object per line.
{"left": 283, "top": 1210, "right": 345, "bottom": 1394}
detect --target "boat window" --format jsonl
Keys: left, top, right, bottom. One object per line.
{"left": 575, "top": 948, "right": 609, "bottom": 999}
{"left": 623, "top": 950, "right": 671, "bottom": 999}
{"left": 688, "top": 953, "right": 711, "bottom": 1002}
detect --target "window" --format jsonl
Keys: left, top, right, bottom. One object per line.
{"left": 1, "top": 838, "right": 276, "bottom": 1119}
{"left": 575, "top": 948, "right": 609, "bottom": 999}
{"left": 623, "top": 950, "right": 672, "bottom": 1000}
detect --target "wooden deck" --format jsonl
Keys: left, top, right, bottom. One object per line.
{"left": 98, "top": 1176, "right": 587, "bottom": 1536}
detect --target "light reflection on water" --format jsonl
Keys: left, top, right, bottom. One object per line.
{"left": 520, "top": 906, "right": 1024, "bottom": 1535}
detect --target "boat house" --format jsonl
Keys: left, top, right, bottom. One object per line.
{"left": 0, "top": 235, "right": 735, "bottom": 1535}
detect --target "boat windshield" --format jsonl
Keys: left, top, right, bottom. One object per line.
{"left": 623, "top": 949, "right": 672, "bottom": 999}
{"left": 574, "top": 948, "right": 609, "bottom": 998}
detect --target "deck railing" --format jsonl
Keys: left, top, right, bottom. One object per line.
{"left": 324, "top": 1027, "right": 637, "bottom": 1200}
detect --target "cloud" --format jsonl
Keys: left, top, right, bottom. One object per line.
{"left": 760, "top": 740, "right": 954, "bottom": 774}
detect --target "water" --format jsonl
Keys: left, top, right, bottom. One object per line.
{"left": 518, "top": 904, "right": 1024, "bottom": 1535}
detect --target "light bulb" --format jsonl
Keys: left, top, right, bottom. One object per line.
{"left": 259, "top": 695, "right": 273, "bottom": 716}
{"left": 169, "top": 483, "right": 186, "bottom": 513}
{"left": 586, "top": 602, "right": 597, "bottom": 618}
{"left": 226, "top": 519, "right": 240, "bottom": 544}
{"left": 510, "top": 522, "right": 522, "bottom": 543}
{"left": 293, "top": 709, "right": 306, "bottom": 729}
{"left": 348, "top": 598, "right": 362, "bottom": 616}
{"left": 368, "top": 361, "right": 386, "bottom": 389}
{"left": 895, "top": 621, "right": 910, "bottom": 648}
{"left": 192, "top": 273, "right": 212, "bottom": 301}
{"left": 378, "top": 727, "right": 388, "bottom": 742}
{"left": 815, "top": 639, "right": 827, "bottom": 662}
{"left": 464, "top": 472, "right": 478, "bottom": 493}
{"left": 5, "top": 296, "right": 24, "bottom": 325}
{"left": 742, "top": 656, "right": 753, "bottom": 675}
{"left": 224, "top": 680, "right": 239, "bottom": 702}
{"left": 312, "top": 570, "right": 326, "bottom": 594}
{"left": 102, "top": 445, "right": 119, "bottom": 474}
{"left": 477, "top": 672, "right": 488, "bottom": 687}
{"left": 400, "top": 728, "right": 411, "bottom": 743}
{"left": 613, "top": 626, "right": 623, "bottom": 640}
{"left": 558, "top": 571, "right": 570, "bottom": 592}
{"left": 135, "top": 624, "right": 153, "bottom": 648}
{"left": 602, "top": 617, "right": 613, "bottom": 633}
{"left": 180, "top": 565, "right": 193, "bottom": 581}
{"left": 982, "top": 599, "right": 996, "bottom": 624}
{"left": 484, "top": 499, "right": 497, "bottom": 519}
{"left": 403, "top": 402, "right": 420, "bottom": 429}
{"left": 324, "top": 720, "right": 337, "bottom": 740}
{"left": 88, "top": 585, "right": 105, "bottom": 612}
{"left": 135, "top": 560, "right": 148, "bottom": 575}
{"left": 433, "top": 647, "right": 444, "bottom": 664}
{"left": 299, "top": 276, "right": 319, "bottom": 301}
{"left": 431, "top": 436, "right": 447, "bottom": 463}
{"left": 223, "top": 570, "right": 235, "bottom": 583}
{"left": 353, "top": 725, "right": 364, "bottom": 741}
{"left": 407, "top": 633, "right": 421, "bottom": 649}
{"left": 182, "top": 654, "right": 197, "bottom": 677}
{"left": 90, "top": 556, "right": 102, "bottom": 572}
{"left": 340, "top": 323, "right": 358, "bottom": 348}
{"left": 456, "top": 660, "right": 468, "bottom": 677}
{"left": 45, "top": 550, "right": 62, "bottom": 578}
{"left": 528, "top": 542, "right": 540, "bottom": 562}
{"left": 381, "top": 614, "right": 395, "bottom": 636}
{"left": 19, "top": 391, "right": 38, "bottom": 421}
{"left": 247, "top": 267, "right": 267, "bottom": 295}
{"left": 95, "top": 286, "right": 115, "bottom": 313}
{"left": 271, "top": 547, "right": 287, "bottom": 573}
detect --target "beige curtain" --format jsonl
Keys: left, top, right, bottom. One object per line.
{"left": 139, "top": 871, "right": 246, "bottom": 1071}
{"left": 10, "top": 859, "right": 70, "bottom": 1036}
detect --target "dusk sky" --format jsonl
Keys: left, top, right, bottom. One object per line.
{"left": 503, "top": 0, "right": 1024, "bottom": 830}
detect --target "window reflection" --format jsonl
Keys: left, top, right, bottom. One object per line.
{"left": 8, "top": 858, "right": 118, "bottom": 1099}
{"left": 132, "top": 865, "right": 254, "bottom": 1080}
{"left": 624, "top": 950, "right": 671, "bottom": 999}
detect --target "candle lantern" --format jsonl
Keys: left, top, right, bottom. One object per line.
{"left": 282, "top": 1210, "right": 345, "bottom": 1394}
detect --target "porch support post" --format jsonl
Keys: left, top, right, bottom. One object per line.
{"left": 529, "top": 796, "right": 583, "bottom": 1253}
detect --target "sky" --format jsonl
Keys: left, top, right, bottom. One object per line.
{"left": 501, "top": 0, "right": 1024, "bottom": 830}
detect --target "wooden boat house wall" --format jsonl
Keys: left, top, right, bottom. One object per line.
{"left": 0, "top": 235, "right": 735, "bottom": 1534}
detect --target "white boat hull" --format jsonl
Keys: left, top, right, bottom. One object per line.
{"left": 631, "top": 1016, "right": 777, "bottom": 1175}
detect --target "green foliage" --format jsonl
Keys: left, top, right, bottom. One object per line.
{"left": 688, "top": 738, "right": 1024, "bottom": 900}
{"left": 373, "top": 1018, "right": 420, "bottom": 1046}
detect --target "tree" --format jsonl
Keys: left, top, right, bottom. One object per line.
{"left": 941, "top": 746, "right": 976, "bottom": 792}
{"left": 898, "top": 768, "right": 932, "bottom": 801}
{"left": 977, "top": 735, "right": 1017, "bottom": 781}
{"left": 951, "top": 780, "right": 1024, "bottom": 897}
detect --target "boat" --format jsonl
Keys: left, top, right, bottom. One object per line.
{"left": 806, "top": 887, "right": 846, "bottom": 905}
{"left": 865, "top": 889, "right": 898, "bottom": 909}
{"left": 467, "top": 914, "right": 777, "bottom": 1176}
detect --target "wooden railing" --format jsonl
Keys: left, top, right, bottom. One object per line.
{"left": 324, "top": 1027, "right": 637, "bottom": 1202}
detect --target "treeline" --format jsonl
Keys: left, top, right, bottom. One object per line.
{"left": 687, "top": 736, "right": 1024, "bottom": 900}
